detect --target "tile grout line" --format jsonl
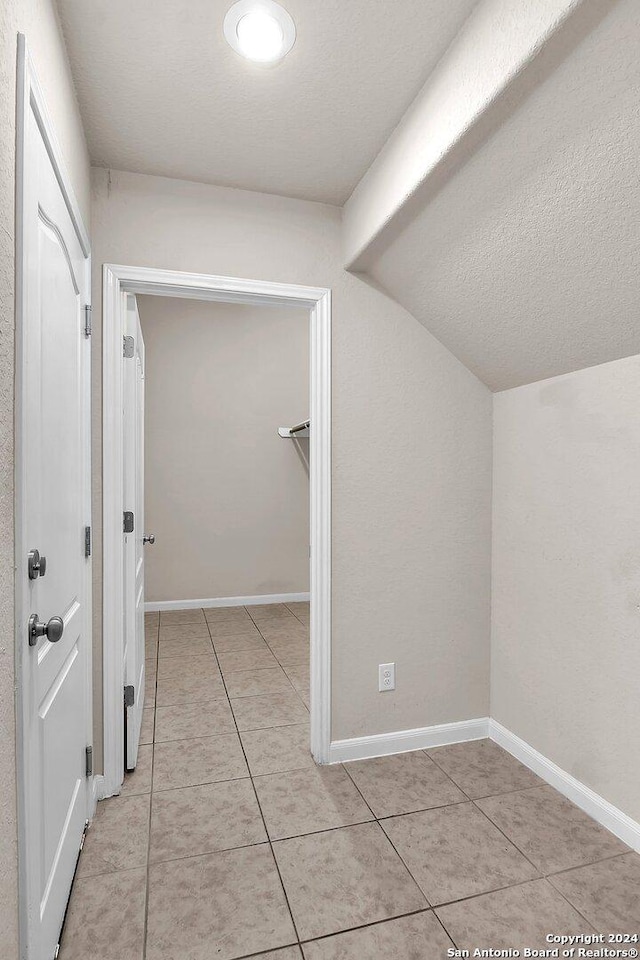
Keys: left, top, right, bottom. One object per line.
{"left": 284, "top": 601, "right": 309, "bottom": 626}
{"left": 469, "top": 795, "right": 555, "bottom": 877}
{"left": 143, "top": 606, "right": 607, "bottom": 953}
{"left": 424, "top": 744, "right": 553, "bottom": 802}
{"left": 232, "top": 905, "right": 447, "bottom": 960}
{"left": 251, "top": 615, "right": 311, "bottom": 714}
{"left": 137, "top": 741, "right": 610, "bottom": 945}
{"left": 137, "top": 832, "right": 626, "bottom": 894}
{"left": 338, "top": 752, "right": 606, "bottom": 949}
{"left": 212, "top": 616, "right": 310, "bottom": 709}
{"left": 295, "top": 906, "right": 451, "bottom": 951}
{"left": 543, "top": 852, "right": 636, "bottom": 933}
{"left": 422, "top": 749, "right": 473, "bottom": 801}
{"left": 158, "top": 612, "right": 309, "bottom": 714}
{"left": 423, "top": 747, "right": 628, "bottom": 916}
{"left": 215, "top": 602, "right": 311, "bottom": 713}
{"left": 542, "top": 880, "right": 600, "bottom": 934}
{"left": 469, "top": 793, "right": 632, "bottom": 883}
{"left": 544, "top": 849, "right": 635, "bottom": 878}
{"left": 145, "top": 840, "right": 274, "bottom": 870}
{"left": 439, "top": 791, "right": 581, "bottom": 933}
{"left": 133, "top": 797, "right": 490, "bottom": 853}
{"left": 363, "top": 796, "right": 470, "bottom": 826}
{"left": 229, "top": 611, "right": 305, "bottom": 946}
{"left": 206, "top": 607, "right": 305, "bottom": 949}
{"left": 339, "top": 759, "right": 461, "bottom": 952}
{"left": 154, "top": 719, "right": 309, "bottom": 742}
{"left": 428, "top": 871, "right": 600, "bottom": 920}
{"left": 154, "top": 611, "right": 528, "bottom": 949}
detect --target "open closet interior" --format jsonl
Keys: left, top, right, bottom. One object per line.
{"left": 137, "top": 295, "right": 310, "bottom": 607}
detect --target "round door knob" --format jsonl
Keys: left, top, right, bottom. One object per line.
{"left": 28, "top": 614, "right": 64, "bottom": 646}
{"left": 143, "top": 534, "right": 155, "bottom": 545}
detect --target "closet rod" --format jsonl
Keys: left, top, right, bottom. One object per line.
{"left": 278, "top": 419, "right": 310, "bottom": 438}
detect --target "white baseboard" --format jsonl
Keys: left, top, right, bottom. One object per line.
{"left": 145, "top": 592, "right": 310, "bottom": 612}
{"left": 329, "top": 717, "right": 490, "bottom": 764}
{"left": 489, "top": 720, "right": 640, "bottom": 852}
{"left": 329, "top": 715, "right": 640, "bottom": 851}
{"left": 90, "top": 774, "right": 105, "bottom": 816}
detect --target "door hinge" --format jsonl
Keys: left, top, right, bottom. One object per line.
{"left": 85, "top": 745, "right": 93, "bottom": 778}
{"left": 124, "top": 684, "right": 135, "bottom": 708}
{"left": 84, "top": 525, "right": 91, "bottom": 558}
{"left": 79, "top": 819, "right": 89, "bottom": 851}
{"left": 123, "top": 335, "right": 134, "bottom": 358}
{"left": 123, "top": 511, "right": 134, "bottom": 533}
{"left": 83, "top": 304, "right": 92, "bottom": 337}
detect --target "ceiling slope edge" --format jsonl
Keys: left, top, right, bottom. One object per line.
{"left": 341, "top": 0, "right": 600, "bottom": 272}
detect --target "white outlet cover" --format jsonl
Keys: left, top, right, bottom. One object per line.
{"left": 378, "top": 662, "right": 395, "bottom": 692}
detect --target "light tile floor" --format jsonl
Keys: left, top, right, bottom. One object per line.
{"left": 59, "top": 602, "right": 640, "bottom": 959}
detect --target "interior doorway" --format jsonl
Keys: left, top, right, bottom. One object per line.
{"left": 101, "top": 265, "right": 331, "bottom": 799}
{"left": 137, "top": 294, "right": 311, "bottom": 613}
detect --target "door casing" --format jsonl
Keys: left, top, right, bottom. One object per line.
{"left": 101, "top": 264, "right": 332, "bottom": 798}
{"left": 14, "top": 35, "right": 93, "bottom": 959}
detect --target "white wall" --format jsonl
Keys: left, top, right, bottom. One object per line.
{"left": 352, "top": 0, "right": 640, "bottom": 394}
{"left": 492, "top": 354, "right": 640, "bottom": 823}
{"left": 91, "top": 167, "right": 493, "bottom": 746}
{"left": 137, "top": 296, "right": 309, "bottom": 603}
{"left": 0, "top": 1, "right": 90, "bottom": 951}
{"left": 343, "top": 0, "right": 583, "bottom": 267}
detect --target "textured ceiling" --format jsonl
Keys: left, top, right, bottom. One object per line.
{"left": 56, "top": 0, "right": 477, "bottom": 204}
{"left": 366, "top": 0, "right": 640, "bottom": 391}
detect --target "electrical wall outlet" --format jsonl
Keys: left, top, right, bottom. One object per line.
{"left": 378, "top": 662, "right": 395, "bottom": 692}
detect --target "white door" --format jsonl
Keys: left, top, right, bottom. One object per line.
{"left": 123, "top": 295, "right": 146, "bottom": 769}
{"left": 17, "top": 50, "right": 92, "bottom": 960}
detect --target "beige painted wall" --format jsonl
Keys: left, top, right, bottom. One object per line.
{"left": 492, "top": 354, "right": 640, "bottom": 822}
{"left": 91, "top": 168, "right": 493, "bottom": 747}
{"left": 137, "top": 296, "right": 309, "bottom": 602}
{"left": 0, "top": 1, "right": 90, "bottom": 952}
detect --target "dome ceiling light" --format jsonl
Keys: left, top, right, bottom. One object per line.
{"left": 224, "top": 0, "right": 296, "bottom": 64}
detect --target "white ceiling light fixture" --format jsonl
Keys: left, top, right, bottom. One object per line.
{"left": 224, "top": 0, "right": 296, "bottom": 64}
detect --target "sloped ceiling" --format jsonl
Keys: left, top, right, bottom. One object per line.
{"left": 362, "top": 0, "right": 640, "bottom": 390}
{"left": 55, "top": 0, "right": 477, "bottom": 204}
{"left": 58, "top": 0, "right": 639, "bottom": 391}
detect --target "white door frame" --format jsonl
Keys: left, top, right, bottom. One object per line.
{"left": 15, "top": 35, "right": 93, "bottom": 958}
{"left": 101, "top": 263, "right": 332, "bottom": 797}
